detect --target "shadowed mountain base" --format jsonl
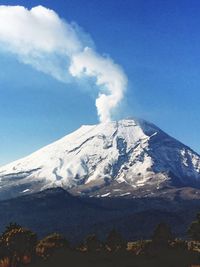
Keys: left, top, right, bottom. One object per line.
{"left": 0, "top": 188, "right": 200, "bottom": 243}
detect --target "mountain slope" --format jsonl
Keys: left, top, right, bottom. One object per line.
{"left": 0, "top": 119, "right": 200, "bottom": 200}
{"left": 0, "top": 187, "right": 200, "bottom": 242}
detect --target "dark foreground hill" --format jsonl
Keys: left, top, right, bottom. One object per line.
{"left": 0, "top": 187, "right": 200, "bottom": 243}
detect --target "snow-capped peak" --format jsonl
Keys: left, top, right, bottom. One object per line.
{"left": 0, "top": 118, "right": 200, "bottom": 200}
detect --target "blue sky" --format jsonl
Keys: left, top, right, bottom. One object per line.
{"left": 0, "top": 0, "right": 200, "bottom": 165}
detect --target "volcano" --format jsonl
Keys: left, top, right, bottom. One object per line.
{"left": 0, "top": 118, "right": 200, "bottom": 200}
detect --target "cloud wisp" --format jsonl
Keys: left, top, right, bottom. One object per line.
{"left": 0, "top": 5, "right": 127, "bottom": 122}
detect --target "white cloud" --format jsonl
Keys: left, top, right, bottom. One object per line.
{"left": 0, "top": 5, "right": 127, "bottom": 122}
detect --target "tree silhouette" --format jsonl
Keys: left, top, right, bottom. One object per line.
{"left": 85, "top": 234, "right": 102, "bottom": 252}
{"left": 0, "top": 238, "right": 8, "bottom": 259}
{"left": 188, "top": 212, "right": 200, "bottom": 241}
{"left": 152, "top": 223, "right": 173, "bottom": 247}
{"left": 105, "top": 229, "right": 126, "bottom": 252}
{"left": 3, "top": 222, "right": 21, "bottom": 235}
{"left": 1, "top": 225, "right": 37, "bottom": 266}
{"left": 36, "top": 233, "right": 69, "bottom": 259}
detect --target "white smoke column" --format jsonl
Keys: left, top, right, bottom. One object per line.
{"left": 70, "top": 48, "right": 127, "bottom": 122}
{"left": 0, "top": 5, "right": 127, "bottom": 122}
